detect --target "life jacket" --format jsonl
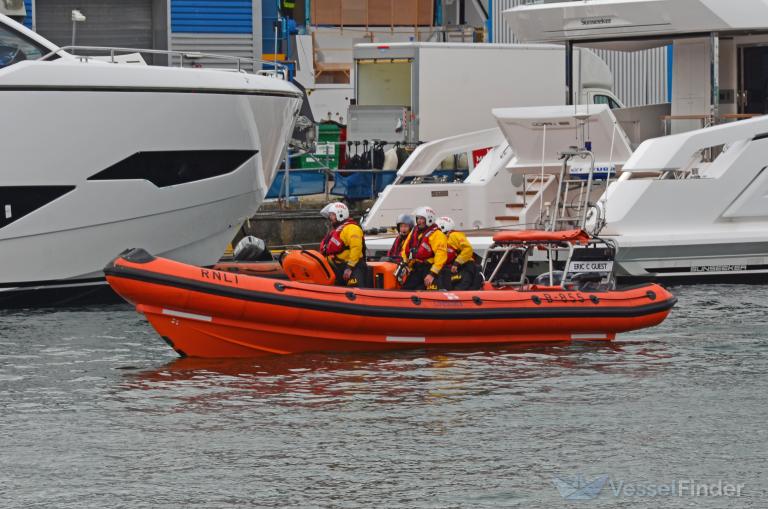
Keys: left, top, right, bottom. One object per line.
{"left": 320, "top": 219, "right": 358, "bottom": 256}
{"left": 387, "top": 233, "right": 407, "bottom": 262}
{"left": 407, "top": 224, "right": 439, "bottom": 262}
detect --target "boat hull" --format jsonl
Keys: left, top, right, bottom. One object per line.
{"left": 105, "top": 251, "right": 676, "bottom": 358}
{"left": 0, "top": 75, "right": 301, "bottom": 308}
{"left": 612, "top": 237, "right": 768, "bottom": 285}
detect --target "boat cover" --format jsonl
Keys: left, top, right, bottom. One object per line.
{"left": 492, "top": 229, "right": 591, "bottom": 244}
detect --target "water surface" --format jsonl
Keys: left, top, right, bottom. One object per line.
{"left": 1, "top": 286, "right": 766, "bottom": 507}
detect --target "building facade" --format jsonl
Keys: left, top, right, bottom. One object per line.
{"left": 21, "top": 0, "right": 263, "bottom": 70}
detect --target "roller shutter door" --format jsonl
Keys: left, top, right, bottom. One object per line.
{"left": 35, "top": 0, "right": 153, "bottom": 50}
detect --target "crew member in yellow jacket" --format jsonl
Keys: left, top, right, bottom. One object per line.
{"left": 436, "top": 216, "right": 482, "bottom": 290}
{"left": 400, "top": 206, "right": 450, "bottom": 290}
{"left": 319, "top": 202, "right": 366, "bottom": 287}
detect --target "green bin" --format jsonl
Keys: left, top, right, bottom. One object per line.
{"left": 298, "top": 123, "right": 341, "bottom": 169}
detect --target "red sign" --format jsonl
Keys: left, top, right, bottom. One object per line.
{"left": 471, "top": 147, "right": 493, "bottom": 167}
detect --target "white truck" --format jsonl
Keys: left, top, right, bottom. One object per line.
{"left": 347, "top": 42, "right": 623, "bottom": 144}
{"left": 357, "top": 44, "right": 636, "bottom": 235}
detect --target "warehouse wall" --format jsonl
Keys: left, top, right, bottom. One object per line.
{"left": 491, "top": 0, "right": 669, "bottom": 107}
{"left": 35, "top": 0, "right": 157, "bottom": 50}
{"left": 24, "top": 0, "right": 263, "bottom": 71}
{"left": 169, "top": 0, "right": 261, "bottom": 71}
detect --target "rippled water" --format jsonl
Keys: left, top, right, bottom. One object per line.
{"left": 1, "top": 286, "right": 767, "bottom": 508}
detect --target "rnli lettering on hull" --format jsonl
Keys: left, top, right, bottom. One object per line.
{"left": 200, "top": 269, "right": 239, "bottom": 284}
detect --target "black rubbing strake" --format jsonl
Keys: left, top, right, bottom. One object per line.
{"left": 104, "top": 264, "right": 677, "bottom": 321}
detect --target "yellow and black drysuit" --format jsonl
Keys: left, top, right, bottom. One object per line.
{"left": 400, "top": 224, "right": 450, "bottom": 290}
{"left": 442, "top": 230, "right": 482, "bottom": 290}
{"left": 320, "top": 218, "right": 367, "bottom": 287}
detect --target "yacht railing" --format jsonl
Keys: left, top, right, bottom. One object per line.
{"left": 38, "top": 45, "right": 288, "bottom": 77}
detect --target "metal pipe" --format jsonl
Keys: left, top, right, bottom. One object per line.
{"left": 37, "top": 46, "right": 289, "bottom": 72}
{"left": 548, "top": 246, "right": 554, "bottom": 287}
{"left": 710, "top": 32, "right": 720, "bottom": 125}
{"left": 580, "top": 151, "right": 596, "bottom": 228}
{"left": 550, "top": 155, "right": 570, "bottom": 231}
{"left": 565, "top": 40, "right": 574, "bottom": 106}
{"left": 488, "top": 248, "right": 511, "bottom": 282}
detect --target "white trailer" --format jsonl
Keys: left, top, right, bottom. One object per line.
{"left": 348, "top": 42, "right": 623, "bottom": 144}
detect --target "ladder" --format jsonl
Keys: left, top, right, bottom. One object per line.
{"left": 494, "top": 174, "right": 554, "bottom": 227}
{"left": 547, "top": 148, "right": 606, "bottom": 231}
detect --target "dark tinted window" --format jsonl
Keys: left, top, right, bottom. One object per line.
{"left": 88, "top": 150, "right": 258, "bottom": 188}
{"left": 0, "top": 24, "right": 47, "bottom": 68}
{"left": 0, "top": 186, "right": 75, "bottom": 229}
{"left": 593, "top": 94, "right": 621, "bottom": 110}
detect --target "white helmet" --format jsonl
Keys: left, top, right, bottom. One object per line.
{"left": 436, "top": 216, "right": 455, "bottom": 234}
{"left": 320, "top": 202, "right": 350, "bottom": 222}
{"left": 412, "top": 206, "right": 437, "bottom": 227}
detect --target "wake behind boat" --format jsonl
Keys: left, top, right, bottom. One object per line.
{"left": 104, "top": 230, "right": 676, "bottom": 358}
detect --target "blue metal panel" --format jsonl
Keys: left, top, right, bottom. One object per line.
{"left": 171, "top": 0, "right": 253, "bottom": 34}
{"left": 486, "top": 0, "right": 491, "bottom": 42}
{"left": 262, "top": 0, "right": 280, "bottom": 54}
{"left": 23, "top": 0, "right": 33, "bottom": 29}
{"left": 667, "top": 44, "right": 673, "bottom": 102}
{"left": 266, "top": 170, "right": 326, "bottom": 199}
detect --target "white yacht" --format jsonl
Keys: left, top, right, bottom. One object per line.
{"left": 368, "top": 0, "right": 768, "bottom": 285}
{"left": 502, "top": 0, "right": 768, "bottom": 284}
{"left": 0, "top": 14, "right": 302, "bottom": 307}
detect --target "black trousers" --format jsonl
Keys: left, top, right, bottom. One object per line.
{"left": 444, "top": 262, "right": 482, "bottom": 291}
{"left": 329, "top": 259, "right": 367, "bottom": 288}
{"left": 402, "top": 263, "right": 451, "bottom": 291}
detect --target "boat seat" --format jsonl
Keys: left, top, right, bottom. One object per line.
{"left": 367, "top": 261, "right": 399, "bottom": 289}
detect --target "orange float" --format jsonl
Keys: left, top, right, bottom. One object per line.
{"left": 105, "top": 230, "right": 676, "bottom": 358}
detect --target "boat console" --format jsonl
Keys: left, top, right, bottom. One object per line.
{"left": 482, "top": 229, "right": 617, "bottom": 291}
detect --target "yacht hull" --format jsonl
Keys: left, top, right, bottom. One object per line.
{"left": 613, "top": 240, "right": 768, "bottom": 285}
{"left": 0, "top": 85, "right": 301, "bottom": 308}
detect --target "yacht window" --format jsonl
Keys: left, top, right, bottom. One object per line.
{"left": 593, "top": 94, "right": 621, "bottom": 110}
{"left": 0, "top": 24, "right": 47, "bottom": 68}
{"left": 0, "top": 186, "right": 75, "bottom": 229}
{"left": 88, "top": 150, "right": 259, "bottom": 188}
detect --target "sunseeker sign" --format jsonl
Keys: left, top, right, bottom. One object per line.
{"left": 581, "top": 16, "right": 613, "bottom": 26}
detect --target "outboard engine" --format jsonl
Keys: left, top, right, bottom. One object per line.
{"left": 233, "top": 236, "right": 268, "bottom": 261}
{"left": 570, "top": 272, "right": 605, "bottom": 292}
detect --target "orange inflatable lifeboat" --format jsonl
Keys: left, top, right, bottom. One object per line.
{"left": 105, "top": 230, "right": 676, "bottom": 358}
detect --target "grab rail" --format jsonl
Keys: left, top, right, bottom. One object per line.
{"left": 38, "top": 45, "right": 288, "bottom": 76}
